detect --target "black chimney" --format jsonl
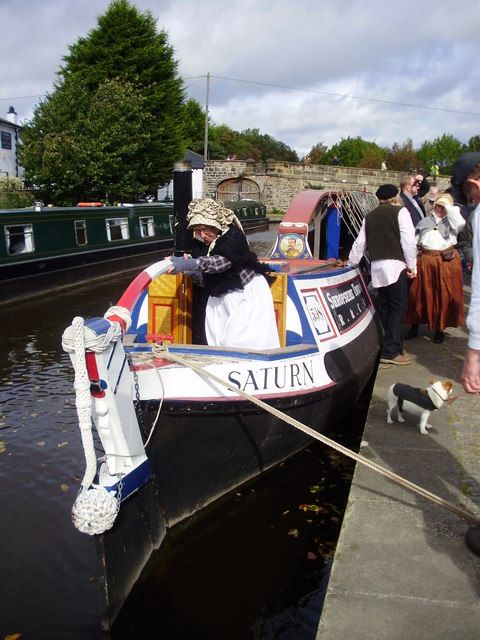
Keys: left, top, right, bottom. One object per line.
{"left": 172, "top": 161, "right": 193, "bottom": 255}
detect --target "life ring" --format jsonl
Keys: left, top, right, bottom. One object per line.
{"left": 77, "top": 202, "right": 104, "bottom": 207}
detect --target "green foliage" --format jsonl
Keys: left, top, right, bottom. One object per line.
{"left": 19, "top": 0, "right": 185, "bottom": 204}
{"left": 0, "top": 177, "right": 34, "bottom": 208}
{"left": 181, "top": 99, "right": 206, "bottom": 155}
{"left": 466, "top": 135, "right": 480, "bottom": 152}
{"left": 208, "top": 125, "right": 298, "bottom": 162}
{"left": 384, "top": 139, "right": 421, "bottom": 172}
{"left": 320, "top": 136, "right": 384, "bottom": 168}
{"left": 417, "top": 134, "right": 465, "bottom": 174}
{"left": 306, "top": 143, "right": 328, "bottom": 164}
{"left": 0, "top": 176, "right": 23, "bottom": 192}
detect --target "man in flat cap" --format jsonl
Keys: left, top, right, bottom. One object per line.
{"left": 348, "top": 184, "right": 417, "bottom": 365}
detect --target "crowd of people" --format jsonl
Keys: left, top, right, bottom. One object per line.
{"left": 348, "top": 151, "right": 480, "bottom": 556}
{"left": 166, "top": 157, "right": 480, "bottom": 555}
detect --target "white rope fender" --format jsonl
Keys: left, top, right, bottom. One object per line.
{"left": 67, "top": 316, "right": 120, "bottom": 535}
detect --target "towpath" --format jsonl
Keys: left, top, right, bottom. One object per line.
{"left": 317, "top": 280, "right": 480, "bottom": 639}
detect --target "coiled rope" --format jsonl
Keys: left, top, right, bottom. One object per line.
{"left": 64, "top": 315, "right": 127, "bottom": 535}
{"left": 155, "top": 346, "right": 480, "bottom": 527}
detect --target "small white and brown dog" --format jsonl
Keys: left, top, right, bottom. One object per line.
{"left": 386, "top": 380, "right": 453, "bottom": 434}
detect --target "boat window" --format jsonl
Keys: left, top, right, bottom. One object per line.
{"left": 74, "top": 220, "right": 88, "bottom": 245}
{"left": 106, "top": 218, "right": 129, "bottom": 242}
{"left": 139, "top": 216, "right": 155, "bottom": 238}
{"left": 5, "top": 224, "right": 34, "bottom": 255}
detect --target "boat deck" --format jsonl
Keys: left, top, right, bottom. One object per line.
{"left": 317, "top": 284, "right": 480, "bottom": 639}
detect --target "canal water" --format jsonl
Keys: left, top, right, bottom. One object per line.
{"left": 0, "top": 227, "right": 371, "bottom": 639}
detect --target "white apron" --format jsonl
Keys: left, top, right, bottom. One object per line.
{"left": 205, "top": 274, "right": 280, "bottom": 349}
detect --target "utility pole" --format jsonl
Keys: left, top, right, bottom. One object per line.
{"left": 203, "top": 72, "right": 210, "bottom": 164}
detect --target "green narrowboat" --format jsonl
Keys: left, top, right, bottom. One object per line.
{"left": 0, "top": 200, "right": 269, "bottom": 304}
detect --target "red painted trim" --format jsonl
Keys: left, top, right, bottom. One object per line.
{"left": 282, "top": 189, "right": 334, "bottom": 224}
{"left": 106, "top": 314, "right": 127, "bottom": 331}
{"left": 85, "top": 352, "right": 105, "bottom": 398}
{"left": 116, "top": 271, "right": 152, "bottom": 311}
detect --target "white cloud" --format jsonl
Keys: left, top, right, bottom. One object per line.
{"left": 1, "top": 0, "right": 479, "bottom": 155}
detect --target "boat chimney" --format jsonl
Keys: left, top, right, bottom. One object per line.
{"left": 173, "top": 160, "right": 193, "bottom": 255}
{"left": 6, "top": 106, "right": 17, "bottom": 125}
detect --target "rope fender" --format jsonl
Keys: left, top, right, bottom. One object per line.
{"left": 67, "top": 316, "right": 121, "bottom": 535}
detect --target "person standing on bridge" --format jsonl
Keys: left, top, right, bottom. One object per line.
{"left": 348, "top": 184, "right": 417, "bottom": 365}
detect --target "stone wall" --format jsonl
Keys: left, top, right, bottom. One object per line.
{"left": 203, "top": 159, "right": 451, "bottom": 212}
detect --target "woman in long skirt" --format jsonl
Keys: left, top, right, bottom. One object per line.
{"left": 405, "top": 193, "right": 465, "bottom": 343}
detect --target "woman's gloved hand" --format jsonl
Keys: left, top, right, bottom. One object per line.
{"left": 169, "top": 255, "right": 200, "bottom": 273}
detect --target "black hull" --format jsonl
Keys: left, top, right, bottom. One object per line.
{"left": 97, "top": 317, "right": 380, "bottom": 629}
{"left": 0, "top": 240, "right": 174, "bottom": 305}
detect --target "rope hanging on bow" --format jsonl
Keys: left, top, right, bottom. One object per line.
{"left": 65, "top": 316, "right": 121, "bottom": 535}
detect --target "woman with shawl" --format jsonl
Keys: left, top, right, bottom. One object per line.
{"left": 404, "top": 193, "right": 465, "bottom": 343}
{"left": 167, "top": 198, "right": 280, "bottom": 349}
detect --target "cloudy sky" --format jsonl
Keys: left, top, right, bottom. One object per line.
{"left": 2, "top": 0, "right": 480, "bottom": 158}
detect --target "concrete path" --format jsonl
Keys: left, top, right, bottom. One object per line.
{"left": 317, "top": 301, "right": 480, "bottom": 639}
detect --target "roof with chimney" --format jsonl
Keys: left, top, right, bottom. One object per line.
{"left": 0, "top": 118, "right": 21, "bottom": 128}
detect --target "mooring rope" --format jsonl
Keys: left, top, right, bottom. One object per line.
{"left": 155, "top": 346, "right": 480, "bottom": 527}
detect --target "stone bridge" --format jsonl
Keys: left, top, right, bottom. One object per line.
{"left": 203, "top": 159, "right": 451, "bottom": 212}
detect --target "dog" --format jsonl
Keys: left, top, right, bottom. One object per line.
{"left": 386, "top": 380, "right": 453, "bottom": 434}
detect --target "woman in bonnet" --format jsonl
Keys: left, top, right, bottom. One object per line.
{"left": 404, "top": 192, "right": 465, "bottom": 343}
{"left": 167, "top": 198, "right": 280, "bottom": 349}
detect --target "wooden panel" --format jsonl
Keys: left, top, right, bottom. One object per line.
{"left": 270, "top": 273, "right": 287, "bottom": 347}
{"left": 147, "top": 274, "right": 192, "bottom": 344}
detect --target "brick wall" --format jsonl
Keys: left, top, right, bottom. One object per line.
{"left": 204, "top": 159, "right": 451, "bottom": 212}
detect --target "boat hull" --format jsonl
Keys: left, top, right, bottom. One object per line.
{"left": 96, "top": 313, "right": 381, "bottom": 628}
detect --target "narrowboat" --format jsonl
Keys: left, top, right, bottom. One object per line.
{"left": 0, "top": 199, "right": 268, "bottom": 304}
{"left": 61, "top": 172, "right": 381, "bottom": 630}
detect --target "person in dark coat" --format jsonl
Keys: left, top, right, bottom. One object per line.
{"left": 167, "top": 198, "right": 280, "bottom": 350}
{"left": 400, "top": 174, "right": 427, "bottom": 226}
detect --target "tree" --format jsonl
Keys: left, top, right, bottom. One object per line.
{"left": 207, "top": 125, "right": 298, "bottom": 162}
{"left": 306, "top": 142, "right": 328, "bottom": 164}
{"left": 466, "top": 135, "right": 480, "bottom": 152}
{"left": 384, "top": 139, "right": 421, "bottom": 172}
{"left": 181, "top": 99, "right": 206, "bottom": 156}
{"left": 322, "top": 136, "right": 384, "bottom": 168}
{"left": 19, "top": 0, "right": 185, "bottom": 204}
{"left": 241, "top": 128, "right": 298, "bottom": 162}
{"left": 0, "top": 176, "right": 34, "bottom": 208}
{"left": 417, "top": 134, "right": 465, "bottom": 174}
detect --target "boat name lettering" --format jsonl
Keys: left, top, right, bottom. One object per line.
{"left": 325, "top": 288, "right": 355, "bottom": 309}
{"left": 323, "top": 279, "right": 369, "bottom": 333}
{"left": 227, "top": 360, "right": 314, "bottom": 392}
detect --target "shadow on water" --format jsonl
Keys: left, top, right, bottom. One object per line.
{"left": 110, "top": 375, "right": 375, "bottom": 640}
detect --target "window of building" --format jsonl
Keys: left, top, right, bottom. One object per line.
{"left": 139, "top": 216, "right": 155, "bottom": 238}
{"left": 106, "top": 218, "right": 129, "bottom": 242}
{"left": 75, "top": 220, "right": 88, "bottom": 245}
{"left": 5, "top": 224, "right": 34, "bottom": 255}
{"left": 1, "top": 131, "right": 12, "bottom": 150}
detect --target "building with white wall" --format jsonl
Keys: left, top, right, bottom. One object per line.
{"left": 0, "top": 106, "right": 23, "bottom": 181}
